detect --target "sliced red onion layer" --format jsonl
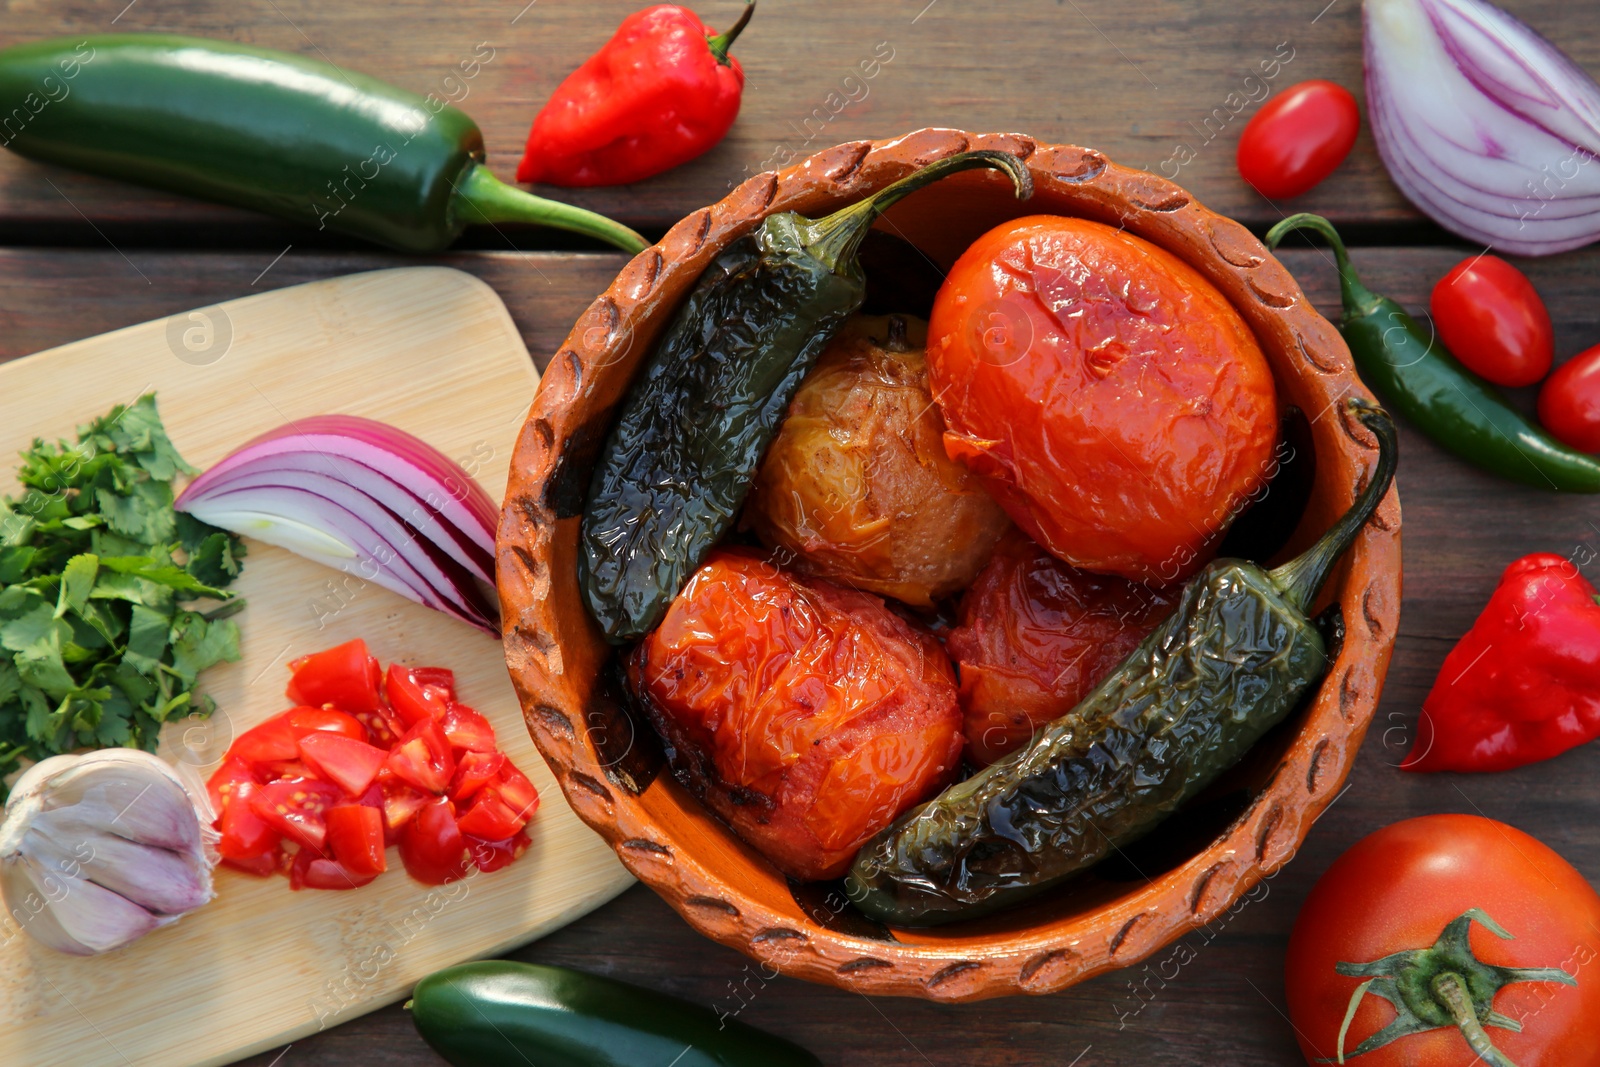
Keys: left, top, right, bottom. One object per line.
{"left": 175, "top": 416, "right": 500, "bottom": 635}
{"left": 1365, "top": 0, "right": 1600, "bottom": 255}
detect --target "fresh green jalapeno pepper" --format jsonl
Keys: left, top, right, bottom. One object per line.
{"left": 579, "top": 150, "right": 1033, "bottom": 642}
{"left": 1266, "top": 213, "right": 1600, "bottom": 492}
{"left": 845, "top": 399, "right": 1397, "bottom": 927}
{"left": 408, "top": 960, "right": 821, "bottom": 1067}
{"left": 0, "top": 34, "right": 647, "bottom": 253}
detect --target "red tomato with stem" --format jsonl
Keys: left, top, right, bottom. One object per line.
{"left": 287, "top": 639, "right": 382, "bottom": 713}
{"left": 1236, "top": 80, "right": 1360, "bottom": 199}
{"left": 1539, "top": 343, "right": 1600, "bottom": 453}
{"left": 1287, "top": 815, "right": 1600, "bottom": 1066}
{"left": 1431, "top": 255, "right": 1554, "bottom": 387}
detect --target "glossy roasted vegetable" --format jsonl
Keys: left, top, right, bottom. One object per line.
{"left": 629, "top": 549, "right": 962, "bottom": 881}
{"left": 580, "top": 151, "right": 1033, "bottom": 642}
{"left": 927, "top": 214, "right": 1280, "bottom": 584}
{"left": 948, "top": 533, "right": 1178, "bottom": 766}
{"left": 847, "top": 399, "right": 1397, "bottom": 926}
{"left": 744, "top": 314, "right": 1012, "bottom": 608}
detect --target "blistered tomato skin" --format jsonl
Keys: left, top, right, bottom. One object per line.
{"left": 745, "top": 315, "right": 1012, "bottom": 608}
{"left": 948, "top": 534, "right": 1179, "bottom": 765}
{"left": 927, "top": 215, "right": 1279, "bottom": 584}
{"left": 631, "top": 550, "right": 963, "bottom": 881}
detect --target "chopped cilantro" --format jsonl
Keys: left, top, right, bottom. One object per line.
{"left": 0, "top": 394, "right": 245, "bottom": 798}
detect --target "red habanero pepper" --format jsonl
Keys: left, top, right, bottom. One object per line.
{"left": 516, "top": 2, "right": 755, "bottom": 187}
{"left": 1405, "top": 553, "right": 1600, "bottom": 773}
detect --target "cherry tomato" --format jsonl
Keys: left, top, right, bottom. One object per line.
{"left": 1236, "top": 80, "right": 1360, "bottom": 199}
{"left": 325, "top": 803, "right": 387, "bottom": 876}
{"left": 1539, "top": 343, "right": 1600, "bottom": 453}
{"left": 399, "top": 796, "right": 471, "bottom": 885}
{"left": 928, "top": 216, "right": 1279, "bottom": 584}
{"left": 384, "top": 717, "right": 456, "bottom": 794}
{"left": 285, "top": 705, "right": 367, "bottom": 744}
{"left": 248, "top": 777, "right": 344, "bottom": 853}
{"left": 287, "top": 638, "right": 382, "bottom": 713}
{"left": 948, "top": 534, "right": 1179, "bottom": 765}
{"left": 632, "top": 549, "right": 962, "bottom": 881}
{"left": 1431, "top": 254, "right": 1554, "bottom": 387}
{"left": 298, "top": 732, "right": 388, "bottom": 797}
{"left": 288, "top": 846, "right": 378, "bottom": 891}
{"left": 1287, "top": 815, "right": 1600, "bottom": 1066}
{"left": 385, "top": 663, "right": 450, "bottom": 727}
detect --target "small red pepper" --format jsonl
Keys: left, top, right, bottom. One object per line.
{"left": 1405, "top": 552, "right": 1600, "bottom": 773}
{"left": 516, "top": 2, "right": 755, "bottom": 187}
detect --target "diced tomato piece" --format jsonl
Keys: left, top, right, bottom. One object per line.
{"left": 299, "top": 733, "right": 388, "bottom": 796}
{"left": 262, "top": 759, "right": 314, "bottom": 780}
{"left": 217, "top": 779, "right": 279, "bottom": 863}
{"left": 248, "top": 777, "right": 344, "bottom": 853}
{"left": 455, "top": 788, "right": 526, "bottom": 840}
{"left": 398, "top": 796, "right": 470, "bottom": 885}
{"left": 230, "top": 712, "right": 301, "bottom": 765}
{"left": 466, "top": 830, "right": 530, "bottom": 873}
{"left": 206, "top": 756, "right": 260, "bottom": 815}
{"left": 385, "top": 664, "right": 450, "bottom": 727}
{"left": 287, "top": 639, "right": 382, "bottom": 713}
{"left": 222, "top": 850, "right": 281, "bottom": 877}
{"left": 288, "top": 846, "right": 379, "bottom": 891}
{"left": 380, "top": 781, "right": 430, "bottom": 841}
{"left": 286, "top": 705, "right": 368, "bottom": 743}
{"left": 410, "top": 666, "right": 456, "bottom": 696}
{"left": 494, "top": 761, "right": 541, "bottom": 822}
{"left": 384, "top": 718, "right": 456, "bottom": 794}
{"left": 440, "top": 703, "right": 497, "bottom": 753}
{"left": 449, "top": 750, "right": 505, "bottom": 803}
{"left": 353, "top": 705, "right": 404, "bottom": 748}
{"left": 325, "top": 804, "right": 387, "bottom": 876}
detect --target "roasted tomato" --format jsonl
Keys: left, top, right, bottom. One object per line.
{"left": 1287, "top": 815, "right": 1600, "bottom": 1066}
{"left": 948, "top": 534, "right": 1179, "bottom": 765}
{"left": 927, "top": 215, "right": 1279, "bottom": 584}
{"left": 631, "top": 549, "right": 963, "bottom": 881}
{"left": 744, "top": 314, "right": 1011, "bottom": 607}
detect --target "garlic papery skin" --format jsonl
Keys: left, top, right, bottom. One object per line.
{"left": 0, "top": 749, "right": 218, "bottom": 956}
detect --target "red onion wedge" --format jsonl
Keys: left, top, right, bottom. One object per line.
{"left": 175, "top": 416, "right": 500, "bottom": 635}
{"left": 1365, "top": 0, "right": 1600, "bottom": 255}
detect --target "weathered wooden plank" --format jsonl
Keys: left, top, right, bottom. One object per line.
{"left": 2, "top": 0, "right": 1596, "bottom": 244}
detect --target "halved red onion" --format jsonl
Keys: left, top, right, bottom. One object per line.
{"left": 175, "top": 416, "right": 500, "bottom": 635}
{"left": 1365, "top": 0, "right": 1600, "bottom": 255}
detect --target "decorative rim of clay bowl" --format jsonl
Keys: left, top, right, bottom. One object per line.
{"left": 497, "top": 128, "right": 1402, "bottom": 1002}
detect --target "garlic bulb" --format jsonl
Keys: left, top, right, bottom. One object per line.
{"left": 0, "top": 749, "right": 218, "bottom": 955}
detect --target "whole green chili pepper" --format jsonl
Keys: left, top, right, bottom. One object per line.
{"left": 0, "top": 35, "right": 647, "bottom": 253}
{"left": 1266, "top": 213, "right": 1600, "bottom": 492}
{"left": 845, "top": 399, "right": 1397, "bottom": 927}
{"left": 408, "top": 960, "right": 821, "bottom": 1067}
{"left": 580, "top": 150, "right": 1033, "bottom": 642}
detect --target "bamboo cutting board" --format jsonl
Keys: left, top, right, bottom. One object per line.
{"left": 0, "top": 267, "right": 633, "bottom": 1067}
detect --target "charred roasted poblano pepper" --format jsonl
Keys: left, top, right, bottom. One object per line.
{"left": 846, "top": 399, "right": 1398, "bottom": 927}
{"left": 579, "top": 151, "right": 1034, "bottom": 642}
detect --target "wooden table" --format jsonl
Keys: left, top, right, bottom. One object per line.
{"left": 4, "top": 3, "right": 1599, "bottom": 1064}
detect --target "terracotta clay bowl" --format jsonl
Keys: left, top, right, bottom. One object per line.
{"left": 498, "top": 129, "right": 1402, "bottom": 1002}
